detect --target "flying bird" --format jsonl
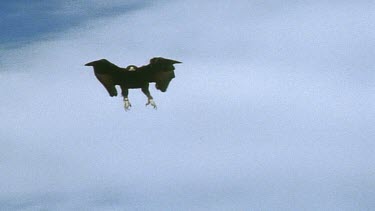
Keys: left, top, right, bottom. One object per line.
{"left": 85, "top": 57, "right": 182, "bottom": 110}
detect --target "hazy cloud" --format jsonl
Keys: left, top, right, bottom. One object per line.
{"left": 0, "top": 0, "right": 374, "bottom": 210}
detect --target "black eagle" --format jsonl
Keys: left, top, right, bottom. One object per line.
{"left": 85, "top": 57, "right": 182, "bottom": 110}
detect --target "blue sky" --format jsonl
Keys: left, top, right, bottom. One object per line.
{"left": 0, "top": 1, "right": 153, "bottom": 47}
{"left": 0, "top": 0, "right": 374, "bottom": 210}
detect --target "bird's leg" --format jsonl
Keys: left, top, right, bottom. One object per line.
{"left": 142, "top": 84, "right": 157, "bottom": 109}
{"left": 121, "top": 86, "right": 131, "bottom": 111}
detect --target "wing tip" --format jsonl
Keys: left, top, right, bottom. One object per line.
{"left": 150, "top": 57, "right": 182, "bottom": 64}
{"left": 84, "top": 59, "right": 109, "bottom": 66}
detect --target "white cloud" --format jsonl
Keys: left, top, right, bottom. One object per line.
{"left": 0, "top": 0, "right": 374, "bottom": 210}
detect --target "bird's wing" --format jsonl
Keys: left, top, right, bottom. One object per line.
{"left": 149, "top": 57, "right": 182, "bottom": 72}
{"left": 94, "top": 73, "right": 118, "bottom": 97}
{"left": 85, "top": 59, "right": 119, "bottom": 97}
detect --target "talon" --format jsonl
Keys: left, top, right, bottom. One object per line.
{"left": 146, "top": 99, "right": 157, "bottom": 109}
{"left": 124, "top": 98, "right": 132, "bottom": 111}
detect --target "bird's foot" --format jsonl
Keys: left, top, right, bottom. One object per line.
{"left": 124, "top": 98, "right": 132, "bottom": 111}
{"left": 146, "top": 99, "right": 157, "bottom": 109}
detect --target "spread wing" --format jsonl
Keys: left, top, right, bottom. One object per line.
{"left": 85, "top": 59, "right": 119, "bottom": 97}
{"left": 148, "top": 57, "right": 182, "bottom": 72}
{"left": 138, "top": 57, "right": 181, "bottom": 81}
{"left": 137, "top": 57, "right": 182, "bottom": 92}
{"left": 94, "top": 73, "right": 118, "bottom": 97}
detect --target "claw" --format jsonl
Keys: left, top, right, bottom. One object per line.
{"left": 146, "top": 99, "right": 157, "bottom": 109}
{"left": 124, "top": 98, "right": 132, "bottom": 111}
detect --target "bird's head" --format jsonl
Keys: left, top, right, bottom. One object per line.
{"left": 126, "top": 65, "right": 138, "bottom": 71}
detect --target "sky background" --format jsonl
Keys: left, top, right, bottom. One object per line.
{"left": 0, "top": 0, "right": 374, "bottom": 210}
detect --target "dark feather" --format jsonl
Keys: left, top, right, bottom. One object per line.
{"left": 85, "top": 57, "right": 182, "bottom": 96}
